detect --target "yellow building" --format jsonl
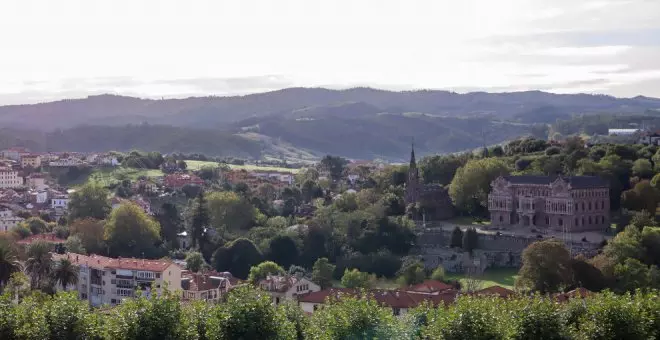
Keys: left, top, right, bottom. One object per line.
{"left": 21, "top": 154, "right": 42, "bottom": 168}
{"left": 0, "top": 168, "right": 23, "bottom": 188}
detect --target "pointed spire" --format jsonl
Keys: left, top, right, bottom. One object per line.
{"left": 409, "top": 138, "right": 416, "bottom": 168}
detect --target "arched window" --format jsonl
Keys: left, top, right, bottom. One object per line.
{"left": 588, "top": 202, "right": 592, "bottom": 210}
{"left": 582, "top": 202, "right": 585, "bottom": 211}
{"left": 588, "top": 216, "right": 592, "bottom": 224}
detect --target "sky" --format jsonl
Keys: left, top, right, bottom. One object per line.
{"left": 1, "top": 0, "right": 660, "bottom": 104}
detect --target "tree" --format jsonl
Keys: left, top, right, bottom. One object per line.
{"left": 68, "top": 182, "right": 111, "bottom": 220}
{"left": 156, "top": 203, "right": 182, "bottom": 249}
{"left": 571, "top": 255, "right": 606, "bottom": 292}
{"left": 207, "top": 191, "right": 258, "bottom": 235}
{"left": 517, "top": 239, "right": 573, "bottom": 293}
{"left": 212, "top": 238, "right": 263, "bottom": 279}
{"left": 248, "top": 261, "right": 285, "bottom": 284}
{"left": 449, "top": 158, "right": 509, "bottom": 214}
{"left": 177, "top": 160, "right": 187, "bottom": 170}
{"left": 301, "top": 180, "right": 323, "bottom": 203}
{"left": 51, "top": 258, "right": 79, "bottom": 291}
{"left": 396, "top": 260, "right": 426, "bottom": 286}
{"left": 621, "top": 180, "right": 660, "bottom": 213}
{"left": 23, "top": 217, "right": 49, "bottom": 235}
{"left": 25, "top": 240, "right": 54, "bottom": 290}
{"left": 320, "top": 155, "right": 348, "bottom": 182}
{"left": 450, "top": 226, "right": 463, "bottom": 248}
{"left": 65, "top": 235, "right": 86, "bottom": 254}
{"left": 0, "top": 243, "right": 20, "bottom": 289}
{"left": 312, "top": 257, "right": 335, "bottom": 289}
{"left": 613, "top": 258, "right": 654, "bottom": 292}
{"left": 430, "top": 267, "right": 445, "bottom": 281}
{"left": 267, "top": 235, "right": 299, "bottom": 269}
{"left": 68, "top": 218, "right": 105, "bottom": 254}
{"left": 420, "top": 155, "right": 468, "bottom": 185}
{"left": 185, "top": 251, "right": 206, "bottom": 272}
{"left": 104, "top": 202, "right": 161, "bottom": 258}
{"left": 632, "top": 159, "right": 654, "bottom": 179}
{"left": 188, "top": 192, "right": 209, "bottom": 250}
{"left": 604, "top": 225, "right": 645, "bottom": 263}
{"left": 462, "top": 227, "right": 479, "bottom": 254}
{"left": 341, "top": 268, "right": 374, "bottom": 289}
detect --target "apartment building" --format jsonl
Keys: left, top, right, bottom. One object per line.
{"left": 20, "top": 154, "right": 42, "bottom": 168}
{"left": 52, "top": 253, "right": 182, "bottom": 306}
{"left": 0, "top": 209, "right": 23, "bottom": 232}
{"left": 258, "top": 275, "right": 320, "bottom": 305}
{"left": 0, "top": 168, "right": 23, "bottom": 189}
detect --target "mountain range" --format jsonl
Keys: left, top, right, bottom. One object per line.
{"left": 1, "top": 88, "right": 659, "bottom": 160}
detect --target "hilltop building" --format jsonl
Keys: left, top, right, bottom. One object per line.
{"left": 488, "top": 175, "right": 610, "bottom": 232}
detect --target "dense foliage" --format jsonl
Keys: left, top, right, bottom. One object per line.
{"left": 0, "top": 287, "right": 657, "bottom": 340}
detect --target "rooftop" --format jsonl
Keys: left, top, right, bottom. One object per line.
{"left": 501, "top": 175, "right": 608, "bottom": 189}
{"left": 52, "top": 252, "right": 177, "bottom": 272}
{"left": 298, "top": 288, "right": 459, "bottom": 308}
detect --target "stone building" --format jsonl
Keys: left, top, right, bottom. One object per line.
{"left": 405, "top": 145, "right": 453, "bottom": 220}
{"left": 488, "top": 175, "right": 609, "bottom": 232}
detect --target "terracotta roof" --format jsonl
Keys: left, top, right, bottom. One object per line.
{"left": 182, "top": 271, "right": 239, "bottom": 292}
{"left": 298, "top": 288, "right": 458, "bottom": 309}
{"left": 17, "top": 233, "right": 66, "bottom": 245}
{"left": 474, "top": 286, "right": 516, "bottom": 298}
{"left": 259, "top": 275, "right": 299, "bottom": 292}
{"left": 52, "top": 252, "right": 178, "bottom": 272}
{"left": 554, "top": 288, "right": 593, "bottom": 302}
{"left": 407, "top": 280, "right": 454, "bottom": 293}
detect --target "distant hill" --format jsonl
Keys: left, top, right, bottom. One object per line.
{"left": 1, "top": 88, "right": 659, "bottom": 159}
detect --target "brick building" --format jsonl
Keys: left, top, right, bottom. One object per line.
{"left": 488, "top": 175, "right": 610, "bottom": 232}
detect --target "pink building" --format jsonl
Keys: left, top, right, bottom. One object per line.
{"left": 488, "top": 176, "right": 610, "bottom": 232}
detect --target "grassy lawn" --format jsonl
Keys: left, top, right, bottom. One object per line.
{"left": 185, "top": 160, "right": 300, "bottom": 173}
{"left": 445, "top": 268, "right": 518, "bottom": 290}
{"left": 74, "top": 167, "right": 164, "bottom": 188}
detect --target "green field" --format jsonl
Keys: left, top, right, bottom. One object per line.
{"left": 185, "top": 160, "right": 300, "bottom": 173}
{"left": 446, "top": 268, "right": 519, "bottom": 290}
{"left": 74, "top": 167, "right": 164, "bottom": 188}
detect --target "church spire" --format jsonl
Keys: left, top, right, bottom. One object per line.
{"left": 409, "top": 139, "right": 416, "bottom": 169}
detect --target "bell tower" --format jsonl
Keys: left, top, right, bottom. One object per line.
{"left": 405, "top": 142, "right": 420, "bottom": 205}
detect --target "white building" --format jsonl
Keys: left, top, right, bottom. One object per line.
{"left": 258, "top": 275, "right": 320, "bottom": 305}
{"left": 0, "top": 209, "right": 23, "bottom": 232}
{"left": 0, "top": 168, "right": 23, "bottom": 189}
{"left": 49, "top": 158, "right": 85, "bottom": 167}
{"left": 51, "top": 194, "right": 70, "bottom": 210}
{"left": 252, "top": 171, "right": 294, "bottom": 185}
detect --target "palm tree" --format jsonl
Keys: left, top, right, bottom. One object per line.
{"left": 0, "top": 243, "right": 21, "bottom": 290}
{"left": 25, "top": 240, "right": 53, "bottom": 290}
{"left": 52, "top": 258, "right": 79, "bottom": 291}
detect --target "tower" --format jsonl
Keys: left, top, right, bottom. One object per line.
{"left": 405, "top": 142, "right": 421, "bottom": 205}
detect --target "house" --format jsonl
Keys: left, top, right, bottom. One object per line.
{"left": 298, "top": 288, "right": 458, "bottom": 316}
{"left": 638, "top": 131, "right": 660, "bottom": 146}
{"left": 0, "top": 209, "right": 23, "bottom": 232}
{"left": 252, "top": 171, "right": 294, "bottom": 186}
{"left": 20, "top": 154, "right": 42, "bottom": 168}
{"left": 49, "top": 158, "right": 85, "bottom": 167}
{"left": 99, "top": 155, "right": 119, "bottom": 167}
{"left": 0, "top": 168, "right": 23, "bottom": 189}
{"left": 163, "top": 173, "right": 205, "bottom": 189}
{"left": 181, "top": 271, "right": 240, "bottom": 302}
{"left": 51, "top": 252, "right": 183, "bottom": 306}
{"left": 51, "top": 194, "right": 70, "bottom": 210}
{"left": 27, "top": 173, "right": 48, "bottom": 190}
{"left": 133, "top": 179, "right": 158, "bottom": 195}
{"left": 258, "top": 275, "right": 321, "bottom": 305}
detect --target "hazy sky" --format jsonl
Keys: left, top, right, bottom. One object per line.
{"left": 1, "top": 0, "right": 660, "bottom": 104}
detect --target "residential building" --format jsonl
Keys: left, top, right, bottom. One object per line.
{"left": 51, "top": 194, "right": 70, "bottom": 210}
{"left": 51, "top": 253, "right": 182, "bottom": 306}
{"left": 0, "top": 209, "right": 23, "bottom": 232}
{"left": 20, "top": 154, "right": 42, "bottom": 168}
{"left": 298, "top": 288, "right": 458, "bottom": 316}
{"left": 252, "top": 171, "right": 294, "bottom": 186}
{"left": 27, "top": 173, "right": 47, "bottom": 189}
{"left": 49, "top": 158, "right": 85, "bottom": 167}
{"left": 163, "top": 173, "right": 205, "bottom": 189}
{"left": 2, "top": 147, "right": 30, "bottom": 161}
{"left": 638, "top": 131, "right": 660, "bottom": 146}
{"left": 100, "top": 155, "right": 119, "bottom": 167}
{"left": 258, "top": 275, "right": 320, "bottom": 305}
{"left": 181, "top": 271, "right": 240, "bottom": 302}
{"left": 488, "top": 175, "right": 610, "bottom": 232}
{"left": 0, "top": 168, "right": 23, "bottom": 189}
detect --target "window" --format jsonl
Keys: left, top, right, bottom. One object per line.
{"left": 545, "top": 216, "right": 549, "bottom": 225}
{"left": 156, "top": 273, "right": 161, "bottom": 279}
{"left": 582, "top": 202, "right": 585, "bottom": 210}
{"left": 575, "top": 218, "right": 578, "bottom": 226}
{"left": 575, "top": 203, "right": 578, "bottom": 211}
{"left": 588, "top": 202, "right": 592, "bottom": 210}
{"left": 393, "top": 308, "right": 401, "bottom": 316}
{"left": 117, "top": 288, "right": 133, "bottom": 297}
{"left": 588, "top": 216, "right": 592, "bottom": 225}
{"left": 558, "top": 218, "right": 563, "bottom": 226}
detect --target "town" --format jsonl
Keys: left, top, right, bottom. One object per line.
{"left": 0, "top": 126, "right": 659, "bottom": 338}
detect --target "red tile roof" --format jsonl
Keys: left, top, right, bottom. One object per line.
{"left": 52, "top": 252, "right": 178, "bottom": 272}
{"left": 17, "top": 233, "right": 66, "bottom": 245}
{"left": 554, "top": 288, "right": 593, "bottom": 302}
{"left": 474, "top": 286, "right": 516, "bottom": 298}
{"left": 407, "top": 280, "right": 454, "bottom": 293}
{"left": 298, "top": 288, "right": 458, "bottom": 309}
